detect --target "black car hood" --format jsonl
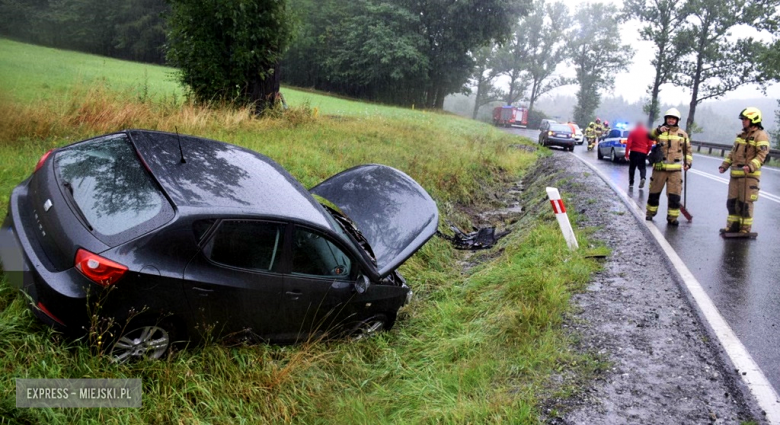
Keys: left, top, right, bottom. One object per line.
{"left": 310, "top": 164, "right": 438, "bottom": 278}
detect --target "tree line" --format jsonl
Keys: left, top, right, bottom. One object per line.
{"left": 282, "top": 0, "right": 531, "bottom": 109}
{"left": 468, "top": 0, "right": 780, "bottom": 133}
{"left": 0, "top": 0, "right": 168, "bottom": 64}
{"left": 1, "top": 0, "right": 778, "bottom": 131}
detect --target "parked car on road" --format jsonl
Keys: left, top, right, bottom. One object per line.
{"left": 597, "top": 128, "right": 631, "bottom": 162}
{"left": 0, "top": 130, "right": 439, "bottom": 362}
{"left": 539, "top": 123, "right": 575, "bottom": 151}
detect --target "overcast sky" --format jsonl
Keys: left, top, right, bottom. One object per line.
{"left": 539, "top": 0, "right": 780, "bottom": 105}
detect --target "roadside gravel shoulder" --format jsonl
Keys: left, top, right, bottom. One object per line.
{"left": 536, "top": 152, "right": 763, "bottom": 424}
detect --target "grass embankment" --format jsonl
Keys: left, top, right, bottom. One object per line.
{"left": 0, "top": 39, "right": 605, "bottom": 424}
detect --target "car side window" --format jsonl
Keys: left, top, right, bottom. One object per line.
{"left": 292, "top": 227, "right": 352, "bottom": 278}
{"left": 207, "top": 220, "right": 283, "bottom": 272}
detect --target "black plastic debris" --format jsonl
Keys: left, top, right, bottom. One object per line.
{"left": 437, "top": 221, "right": 511, "bottom": 250}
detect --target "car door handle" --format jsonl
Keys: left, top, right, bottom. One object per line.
{"left": 286, "top": 290, "right": 302, "bottom": 299}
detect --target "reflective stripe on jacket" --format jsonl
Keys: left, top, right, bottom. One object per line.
{"left": 649, "top": 125, "right": 692, "bottom": 171}
{"left": 720, "top": 127, "right": 770, "bottom": 173}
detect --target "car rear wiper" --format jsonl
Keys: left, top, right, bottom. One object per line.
{"left": 62, "top": 181, "right": 94, "bottom": 231}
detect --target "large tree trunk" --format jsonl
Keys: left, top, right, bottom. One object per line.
{"left": 472, "top": 78, "right": 483, "bottom": 119}
{"left": 647, "top": 23, "right": 670, "bottom": 128}
{"left": 506, "top": 70, "right": 520, "bottom": 105}
{"left": 686, "top": 46, "right": 705, "bottom": 134}
{"left": 249, "top": 61, "right": 281, "bottom": 115}
{"left": 647, "top": 48, "right": 664, "bottom": 127}
{"left": 528, "top": 79, "right": 539, "bottom": 116}
{"left": 425, "top": 83, "right": 436, "bottom": 108}
{"left": 434, "top": 86, "right": 445, "bottom": 109}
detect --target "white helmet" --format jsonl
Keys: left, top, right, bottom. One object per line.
{"left": 663, "top": 108, "right": 681, "bottom": 121}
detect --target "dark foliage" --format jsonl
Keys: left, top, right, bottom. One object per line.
{"left": 0, "top": 0, "right": 169, "bottom": 64}
{"left": 282, "top": 0, "right": 531, "bottom": 108}
{"left": 165, "top": 0, "right": 294, "bottom": 112}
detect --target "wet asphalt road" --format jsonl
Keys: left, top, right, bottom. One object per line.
{"left": 508, "top": 127, "right": 780, "bottom": 394}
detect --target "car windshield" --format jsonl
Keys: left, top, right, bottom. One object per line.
{"left": 54, "top": 134, "right": 170, "bottom": 236}
{"left": 550, "top": 124, "right": 571, "bottom": 132}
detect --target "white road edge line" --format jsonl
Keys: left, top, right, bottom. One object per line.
{"left": 688, "top": 169, "right": 780, "bottom": 204}
{"left": 575, "top": 155, "right": 780, "bottom": 424}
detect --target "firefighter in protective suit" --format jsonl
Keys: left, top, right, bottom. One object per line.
{"left": 718, "top": 107, "right": 770, "bottom": 234}
{"left": 585, "top": 122, "right": 597, "bottom": 150}
{"left": 593, "top": 118, "right": 605, "bottom": 139}
{"left": 646, "top": 108, "right": 692, "bottom": 225}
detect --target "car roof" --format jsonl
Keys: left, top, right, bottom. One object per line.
{"left": 126, "top": 130, "right": 334, "bottom": 229}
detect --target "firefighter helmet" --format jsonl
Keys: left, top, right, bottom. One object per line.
{"left": 739, "top": 107, "right": 762, "bottom": 125}
{"left": 604, "top": 121, "right": 609, "bottom": 126}
{"left": 663, "top": 108, "right": 681, "bottom": 121}
{"left": 595, "top": 118, "right": 601, "bottom": 123}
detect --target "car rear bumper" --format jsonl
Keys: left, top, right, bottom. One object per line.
{"left": 2, "top": 183, "right": 90, "bottom": 334}
{"left": 545, "top": 137, "right": 575, "bottom": 148}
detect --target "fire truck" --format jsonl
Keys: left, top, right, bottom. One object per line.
{"left": 492, "top": 105, "right": 528, "bottom": 128}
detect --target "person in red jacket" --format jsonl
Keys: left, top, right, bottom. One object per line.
{"left": 625, "top": 122, "right": 654, "bottom": 188}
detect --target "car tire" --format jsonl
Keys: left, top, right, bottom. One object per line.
{"left": 109, "top": 319, "right": 179, "bottom": 364}
{"left": 349, "top": 314, "right": 389, "bottom": 341}
{"left": 597, "top": 146, "right": 603, "bottom": 160}
{"left": 611, "top": 149, "right": 618, "bottom": 163}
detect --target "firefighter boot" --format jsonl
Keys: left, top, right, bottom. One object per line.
{"left": 739, "top": 225, "right": 752, "bottom": 234}
{"left": 720, "top": 215, "right": 740, "bottom": 233}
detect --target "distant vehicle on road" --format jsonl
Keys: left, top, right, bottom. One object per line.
{"left": 597, "top": 128, "right": 631, "bottom": 162}
{"left": 539, "top": 123, "right": 575, "bottom": 151}
{"left": 492, "top": 106, "right": 528, "bottom": 128}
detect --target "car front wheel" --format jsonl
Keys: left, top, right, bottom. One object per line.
{"left": 611, "top": 149, "right": 618, "bottom": 163}
{"left": 597, "top": 146, "right": 603, "bottom": 160}
{"left": 109, "top": 322, "right": 176, "bottom": 363}
{"left": 350, "top": 314, "right": 389, "bottom": 341}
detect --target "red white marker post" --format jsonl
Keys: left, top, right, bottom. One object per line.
{"left": 546, "top": 187, "right": 578, "bottom": 250}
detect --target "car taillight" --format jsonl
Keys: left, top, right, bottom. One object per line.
{"left": 34, "top": 149, "right": 54, "bottom": 173}
{"left": 74, "top": 249, "right": 127, "bottom": 286}
{"left": 548, "top": 131, "right": 554, "bottom": 136}
{"left": 620, "top": 139, "right": 627, "bottom": 145}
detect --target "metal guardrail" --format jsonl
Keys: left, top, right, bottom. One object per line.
{"left": 690, "top": 141, "right": 780, "bottom": 163}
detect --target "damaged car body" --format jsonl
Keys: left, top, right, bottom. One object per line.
{"left": 0, "top": 130, "right": 439, "bottom": 362}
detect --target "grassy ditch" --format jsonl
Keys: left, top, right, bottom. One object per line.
{"left": 1, "top": 39, "right": 605, "bottom": 424}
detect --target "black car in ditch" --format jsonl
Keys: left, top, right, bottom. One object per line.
{"left": 0, "top": 130, "right": 439, "bottom": 362}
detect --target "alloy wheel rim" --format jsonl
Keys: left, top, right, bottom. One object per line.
{"left": 352, "top": 320, "right": 384, "bottom": 341}
{"left": 111, "top": 326, "right": 170, "bottom": 363}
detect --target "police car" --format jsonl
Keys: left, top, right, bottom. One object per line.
{"left": 596, "top": 124, "right": 631, "bottom": 163}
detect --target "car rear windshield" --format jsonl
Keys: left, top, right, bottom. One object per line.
{"left": 54, "top": 134, "right": 171, "bottom": 237}
{"left": 550, "top": 124, "right": 571, "bottom": 132}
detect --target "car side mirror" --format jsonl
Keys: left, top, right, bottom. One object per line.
{"left": 355, "top": 274, "right": 370, "bottom": 294}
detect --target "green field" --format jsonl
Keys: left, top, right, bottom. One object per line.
{"left": 0, "top": 38, "right": 604, "bottom": 424}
